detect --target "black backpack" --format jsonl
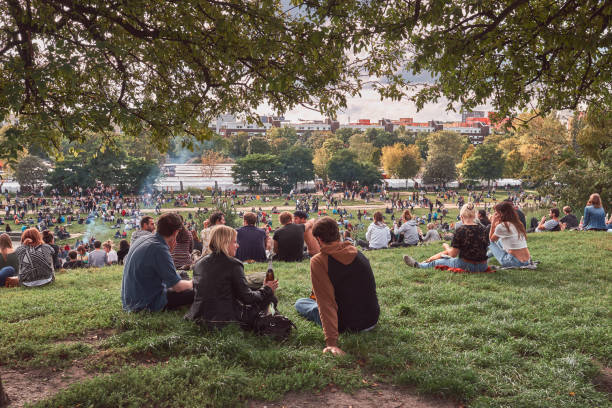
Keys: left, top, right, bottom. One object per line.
{"left": 252, "top": 313, "right": 296, "bottom": 341}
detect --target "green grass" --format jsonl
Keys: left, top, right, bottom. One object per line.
{"left": 3, "top": 233, "right": 608, "bottom": 407}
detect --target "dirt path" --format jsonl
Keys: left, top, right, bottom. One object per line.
{"left": 249, "top": 384, "right": 459, "bottom": 408}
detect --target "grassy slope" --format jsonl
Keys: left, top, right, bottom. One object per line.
{"left": 1, "top": 232, "right": 610, "bottom": 407}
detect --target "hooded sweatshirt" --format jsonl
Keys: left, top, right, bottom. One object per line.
{"left": 365, "top": 222, "right": 391, "bottom": 249}
{"left": 310, "top": 241, "right": 379, "bottom": 347}
{"left": 394, "top": 220, "right": 420, "bottom": 245}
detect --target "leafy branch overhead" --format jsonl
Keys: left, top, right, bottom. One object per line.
{"left": 2, "top": 0, "right": 611, "bottom": 153}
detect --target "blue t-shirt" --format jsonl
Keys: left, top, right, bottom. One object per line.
{"left": 121, "top": 233, "right": 180, "bottom": 312}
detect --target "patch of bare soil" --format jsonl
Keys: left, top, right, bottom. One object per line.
{"left": 249, "top": 385, "right": 460, "bottom": 408}
{"left": 1, "top": 329, "right": 117, "bottom": 407}
{"left": 0, "top": 366, "right": 93, "bottom": 408}
{"left": 592, "top": 366, "right": 612, "bottom": 399}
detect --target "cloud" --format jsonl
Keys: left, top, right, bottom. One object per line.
{"left": 259, "top": 88, "right": 492, "bottom": 123}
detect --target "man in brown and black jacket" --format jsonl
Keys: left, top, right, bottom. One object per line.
{"left": 294, "top": 216, "right": 379, "bottom": 355}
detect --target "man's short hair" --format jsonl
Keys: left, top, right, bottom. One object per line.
{"left": 157, "top": 213, "right": 183, "bottom": 237}
{"left": 279, "top": 211, "right": 293, "bottom": 225}
{"left": 243, "top": 212, "right": 257, "bottom": 225}
{"left": 312, "top": 216, "right": 340, "bottom": 244}
{"left": 93, "top": 240, "right": 102, "bottom": 249}
{"left": 563, "top": 206, "right": 572, "bottom": 214}
{"left": 140, "top": 216, "right": 153, "bottom": 228}
{"left": 293, "top": 210, "right": 308, "bottom": 220}
{"left": 209, "top": 211, "right": 224, "bottom": 226}
{"left": 68, "top": 250, "right": 77, "bottom": 260}
{"left": 550, "top": 208, "right": 560, "bottom": 218}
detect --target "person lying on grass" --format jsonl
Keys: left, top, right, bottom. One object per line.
{"left": 121, "top": 213, "right": 194, "bottom": 312}
{"left": 295, "top": 216, "right": 379, "bottom": 356}
{"left": 185, "top": 225, "right": 278, "bottom": 329}
{"left": 488, "top": 201, "right": 532, "bottom": 268}
{"left": 403, "top": 203, "right": 489, "bottom": 272}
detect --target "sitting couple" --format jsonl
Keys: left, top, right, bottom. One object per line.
{"left": 404, "top": 201, "right": 531, "bottom": 271}
{"left": 122, "top": 213, "right": 277, "bottom": 331}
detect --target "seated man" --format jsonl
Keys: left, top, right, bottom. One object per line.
{"left": 273, "top": 211, "right": 305, "bottom": 262}
{"left": 121, "top": 213, "right": 194, "bottom": 312}
{"left": 536, "top": 208, "right": 561, "bottom": 232}
{"left": 130, "top": 216, "right": 155, "bottom": 244}
{"left": 560, "top": 206, "right": 579, "bottom": 229}
{"left": 235, "top": 212, "right": 268, "bottom": 262}
{"left": 294, "top": 217, "right": 379, "bottom": 355}
{"left": 64, "top": 250, "right": 86, "bottom": 269}
{"left": 88, "top": 240, "right": 108, "bottom": 267}
{"left": 293, "top": 210, "right": 320, "bottom": 256}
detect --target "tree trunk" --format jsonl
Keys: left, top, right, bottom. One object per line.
{"left": 0, "top": 374, "right": 9, "bottom": 407}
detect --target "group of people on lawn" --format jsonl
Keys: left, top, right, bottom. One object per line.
{"left": 2, "top": 192, "right": 609, "bottom": 354}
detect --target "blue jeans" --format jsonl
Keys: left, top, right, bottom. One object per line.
{"left": 419, "top": 257, "right": 489, "bottom": 272}
{"left": 0, "top": 266, "right": 16, "bottom": 286}
{"left": 294, "top": 298, "right": 322, "bottom": 326}
{"left": 488, "top": 241, "right": 531, "bottom": 268}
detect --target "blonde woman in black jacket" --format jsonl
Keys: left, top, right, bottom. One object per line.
{"left": 185, "top": 225, "right": 278, "bottom": 329}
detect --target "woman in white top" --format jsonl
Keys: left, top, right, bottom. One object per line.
{"left": 361, "top": 211, "right": 391, "bottom": 249}
{"left": 488, "top": 201, "right": 532, "bottom": 267}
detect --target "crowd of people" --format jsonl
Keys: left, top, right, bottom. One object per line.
{"left": 2, "top": 189, "right": 609, "bottom": 354}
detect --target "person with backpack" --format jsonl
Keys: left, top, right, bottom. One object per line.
{"left": 295, "top": 217, "right": 380, "bottom": 355}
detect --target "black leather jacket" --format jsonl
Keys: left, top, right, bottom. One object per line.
{"left": 185, "top": 252, "right": 273, "bottom": 327}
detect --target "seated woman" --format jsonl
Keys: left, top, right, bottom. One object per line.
{"left": 403, "top": 203, "right": 489, "bottom": 272}
{"left": 171, "top": 225, "right": 194, "bottom": 270}
{"left": 582, "top": 193, "right": 607, "bottom": 231}
{"left": 76, "top": 245, "right": 89, "bottom": 265}
{"left": 0, "top": 233, "right": 19, "bottom": 286}
{"left": 117, "top": 239, "right": 130, "bottom": 265}
{"left": 185, "top": 225, "right": 278, "bottom": 329}
{"left": 15, "top": 228, "right": 55, "bottom": 287}
{"left": 357, "top": 211, "right": 391, "bottom": 249}
{"left": 488, "top": 202, "right": 532, "bottom": 267}
{"left": 391, "top": 209, "right": 420, "bottom": 247}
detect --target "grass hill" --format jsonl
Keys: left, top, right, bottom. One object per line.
{"left": 1, "top": 231, "right": 610, "bottom": 407}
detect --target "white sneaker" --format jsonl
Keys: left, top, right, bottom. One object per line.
{"left": 403, "top": 255, "right": 419, "bottom": 268}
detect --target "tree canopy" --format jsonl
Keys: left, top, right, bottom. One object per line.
{"left": 3, "top": 1, "right": 612, "bottom": 156}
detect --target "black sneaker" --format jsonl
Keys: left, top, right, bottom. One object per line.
{"left": 403, "top": 255, "right": 419, "bottom": 268}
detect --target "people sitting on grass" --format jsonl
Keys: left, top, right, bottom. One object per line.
{"left": 15, "top": 228, "right": 55, "bottom": 287}
{"left": 422, "top": 223, "right": 441, "bottom": 243}
{"left": 104, "top": 240, "right": 118, "bottom": 265}
{"left": 273, "top": 212, "right": 305, "bottom": 262}
{"left": 171, "top": 223, "right": 194, "bottom": 270}
{"left": 200, "top": 211, "right": 225, "bottom": 256}
{"left": 185, "top": 225, "right": 278, "bottom": 328}
{"left": 536, "top": 208, "right": 561, "bottom": 232}
{"left": 130, "top": 215, "right": 155, "bottom": 244}
{"left": 488, "top": 202, "right": 532, "bottom": 268}
{"left": 122, "top": 213, "right": 194, "bottom": 312}
{"left": 560, "top": 206, "right": 579, "bottom": 230}
{"left": 117, "top": 239, "right": 130, "bottom": 265}
{"left": 88, "top": 240, "right": 108, "bottom": 267}
{"left": 293, "top": 210, "right": 320, "bottom": 257}
{"left": 63, "top": 250, "right": 86, "bottom": 269}
{"left": 391, "top": 209, "right": 420, "bottom": 247}
{"left": 581, "top": 193, "right": 607, "bottom": 231}
{"left": 295, "top": 217, "right": 379, "bottom": 355}
{"left": 0, "top": 233, "right": 18, "bottom": 287}
{"left": 357, "top": 211, "right": 391, "bottom": 250}
{"left": 235, "top": 212, "right": 268, "bottom": 263}
{"left": 403, "top": 203, "right": 489, "bottom": 272}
